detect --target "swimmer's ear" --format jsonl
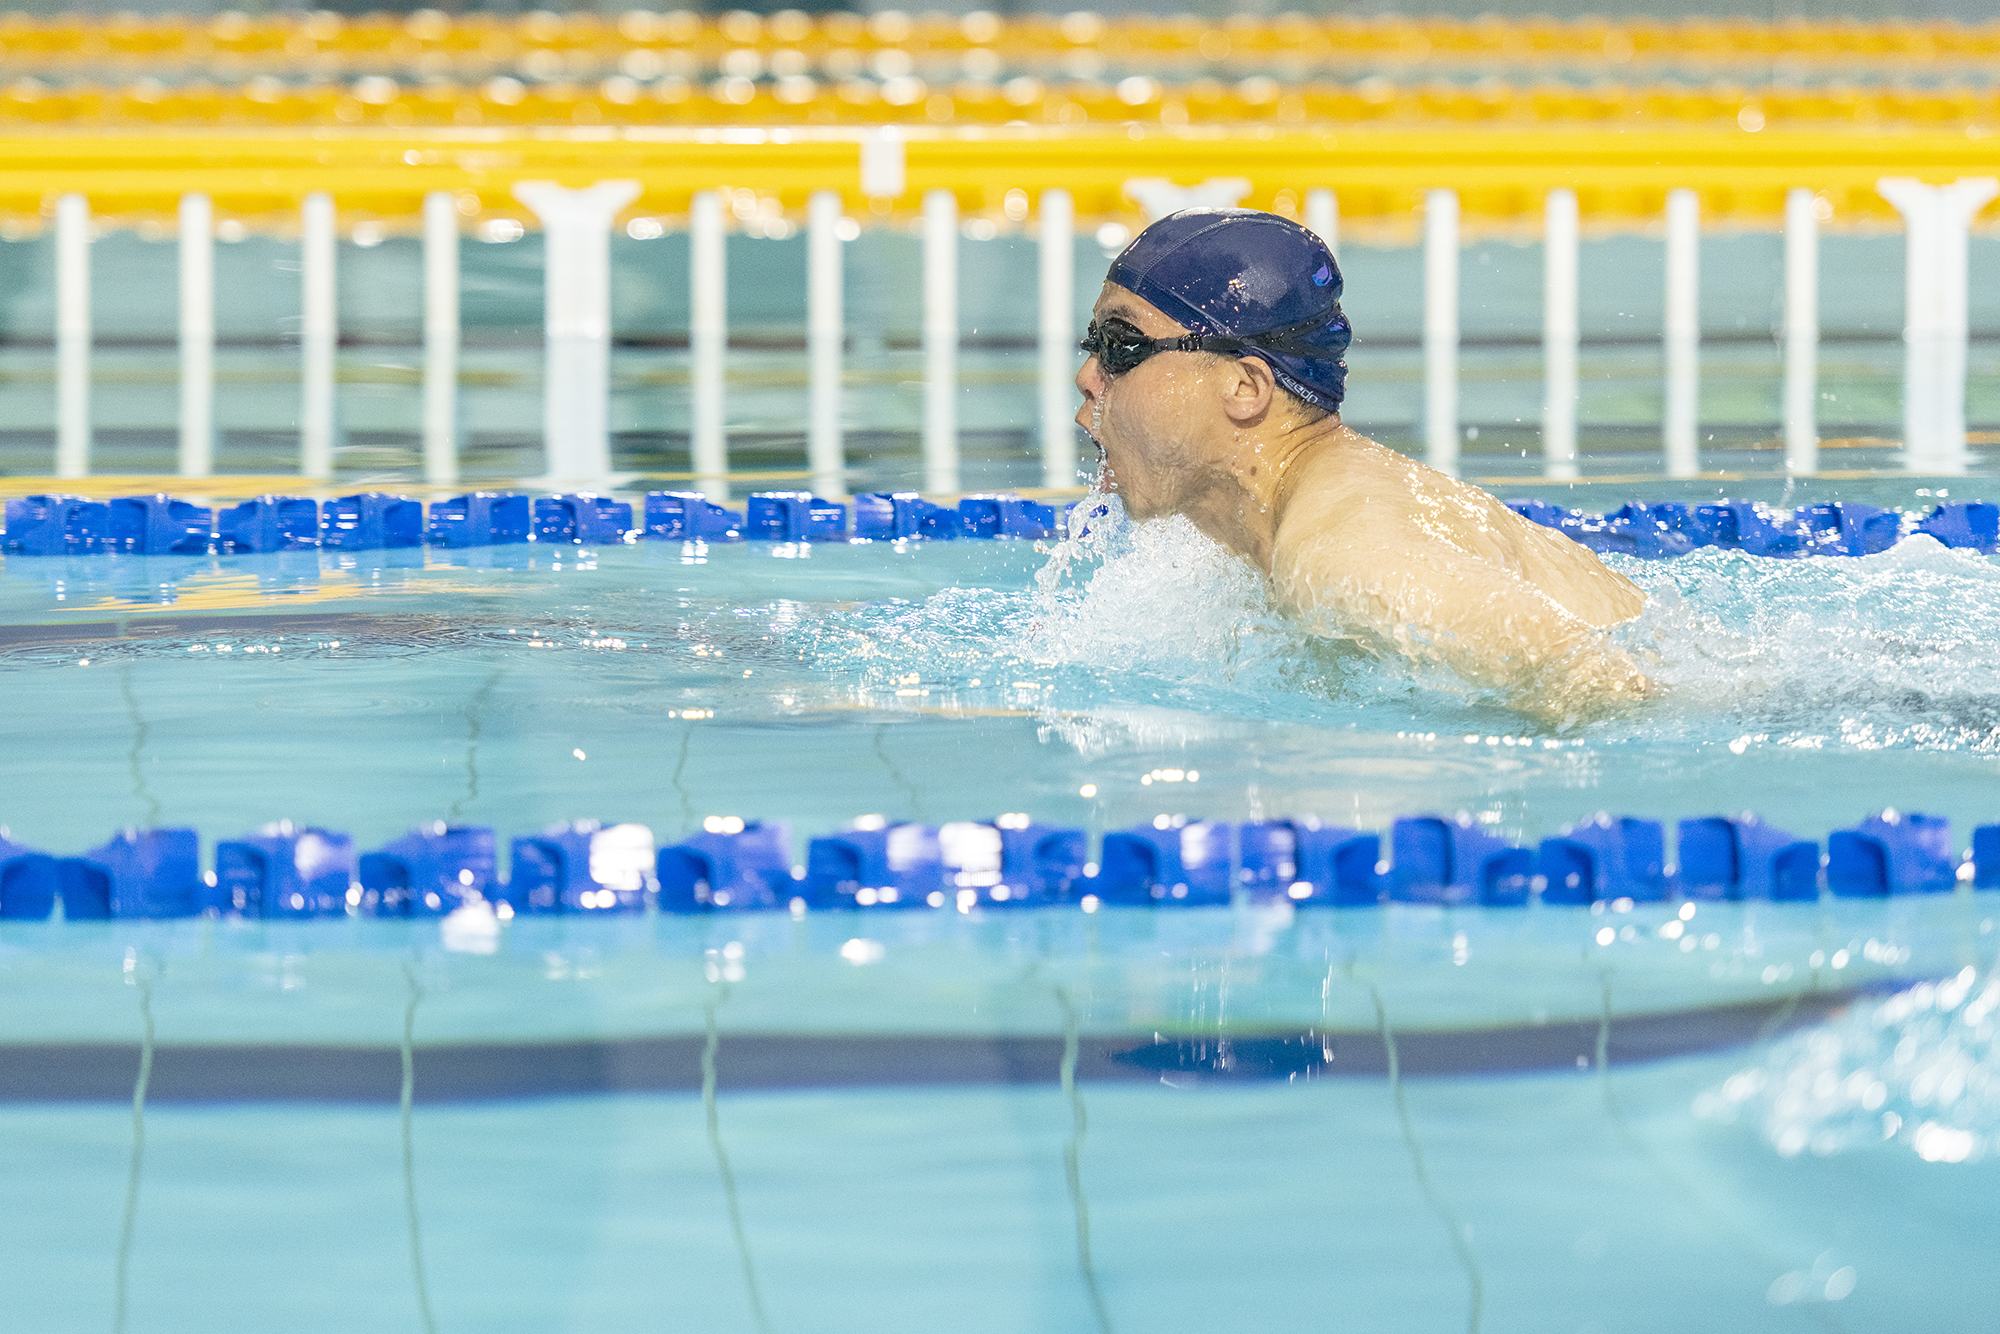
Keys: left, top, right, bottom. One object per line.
{"left": 1220, "top": 353, "right": 1276, "bottom": 425}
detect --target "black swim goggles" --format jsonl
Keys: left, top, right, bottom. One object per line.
{"left": 1079, "top": 307, "right": 1346, "bottom": 377}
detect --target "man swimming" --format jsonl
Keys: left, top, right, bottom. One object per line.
{"left": 1074, "top": 208, "right": 1650, "bottom": 722}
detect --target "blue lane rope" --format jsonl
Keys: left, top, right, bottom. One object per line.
{"left": 0, "top": 807, "right": 1993, "bottom": 922}
{"left": 0, "top": 489, "right": 1063, "bottom": 556}
{"left": 6, "top": 491, "right": 1998, "bottom": 559}
{"left": 1504, "top": 497, "right": 1998, "bottom": 559}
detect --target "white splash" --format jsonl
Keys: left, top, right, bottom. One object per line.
{"left": 1616, "top": 536, "right": 2000, "bottom": 750}
{"left": 1695, "top": 966, "right": 2000, "bottom": 1163}
{"left": 1028, "top": 508, "right": 1291, "bottom": 681}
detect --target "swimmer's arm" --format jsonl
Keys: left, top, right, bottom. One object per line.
{"left": 1273, "top": 527, "right": 1650, "bottom": 719}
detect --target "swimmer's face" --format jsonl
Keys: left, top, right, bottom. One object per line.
{"left": 1076, "top": 285, "right": 1225, "bottom": 520}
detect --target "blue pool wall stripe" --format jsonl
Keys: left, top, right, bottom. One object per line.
{"left": 0, "top": 808, "right": 1995, "bottom": 922}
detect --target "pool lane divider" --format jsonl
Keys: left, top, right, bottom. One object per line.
{"left": 1506, "top": 497, "right": 1999, "bottom": 558}
{"left": 0, "top": 808, "right": 1992, "bottom": 923}
{"left": 0, "top": 488, "right": 1063, "bottom": 556}
{"left": 7, "top": 490, "right": 2000, "bottom": 558}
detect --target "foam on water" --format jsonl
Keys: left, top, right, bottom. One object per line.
{"left": 1027, "top": 503, "right": 1290, "bottom": 681}
{"left": 1617, "top": 536, "right": 2000, "bottom": 751}
{"left": 1697, "top": 966, "right": 2000, "bottom": 1165}
{"left": 891, "top": 511, "right": 2000, "bottom": 748}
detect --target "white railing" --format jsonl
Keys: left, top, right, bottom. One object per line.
{"left": 32, "top": 172, "right": 2000, "bottom": 491}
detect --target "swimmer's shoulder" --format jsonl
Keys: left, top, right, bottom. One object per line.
{"left": 1274, "top": 429, "right": 1452, "bottom": 553}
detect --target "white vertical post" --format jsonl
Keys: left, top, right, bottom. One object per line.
{"left": 178, "top": 192, "right": 214, "bottom": 478}
{"left": 807, "top": 189, "right": 845, "bottom": 498}
{"left": 1878, "top": 176, "right": 1999, "bottom": 474}
{"left": 923, "top": 188, "right": 960, "bottom": 495}
{"left": 1423, "top": 189, "right": 1459, "bottom": 476}
{"left": 1541, "top": 188, "right": 1580, "bottom": 481}
{"left": 1662, "top": 188, "right": 1701, "bottom": 479}
{"left": 1037, "top": 188, "right": 1075, "bottom": 490}
{"left": 1782, "top": 188, "right": 1819, "bottom": 476}
{"left": 689, "top": 189, "right": 728, "bottom": 498}
{"left": 300, "top": 191, "right": 337, "bottom": 481}
{"left": 1304, "top": 188, "right": 1338, "bottom": 258}
{"left": 54, "top": 193, "right": 90, "bottom": 480}
{"left": 422, "top": 190, "right": 460, "bottom": 487}
{"left": 513, "top": 179, "right": 642, "bottom": 487}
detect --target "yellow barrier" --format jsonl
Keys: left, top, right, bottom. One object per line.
{"left": 0, "top": 125, "right": 1993, "bottom": 229}
{"left": 1, "top": 11, "right": 1999, "bottom": 76}
{"left": 0, "top": 75, "right": 1996, "bottom": 138}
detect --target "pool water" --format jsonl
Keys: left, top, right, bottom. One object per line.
{"left": 4, "top": 483, "right": 2000, "bottom": 1332}
{"left": 3, "top": 479, "right": 2000, "bottom": 844}
{"left": 7, "top": 1050, "right": 1999, "bottom": 1334}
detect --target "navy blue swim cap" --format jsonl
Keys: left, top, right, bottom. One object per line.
{"left": 1104, "top": 208, "right": 1351, "bottom": 412}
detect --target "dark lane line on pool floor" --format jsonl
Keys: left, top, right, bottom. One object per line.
{"left": 0, "top": 984, "right": 1902, "bottom": 1103}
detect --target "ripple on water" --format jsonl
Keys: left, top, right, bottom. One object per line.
{"left": 1697, "top": 967, "right": 2000, "bottom": 1164}
{"left": 775, "top": 509, "right": 2000, "bottom": 751}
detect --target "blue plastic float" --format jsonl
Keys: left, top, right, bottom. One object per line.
{"left": 1392, "top": 815, "right": 1534, "bottom": 906}
{"left": 357, "top": 823, "right": 496, "bottom": 918}
{"left": 107, "top": 494, "right": 212, "bottom": 556}
{"left": 531, "top": 494, "right": 633, "bottom": 546}
{"left": 217, "top": 496, "right": 320, "bottom": 554}
{"left": 0, "top": 807, "right": 1995, "bottom": 921}
{"left": 426, "top": 492, "right": 530, "bottom": 548}
{"left": 1675, "top": 815, "right": 1821, "bottom": 901}
{"left": 744, "top": 492, "right": 848, "bottom": 543}
{"left": 1097, "top": 817, "right": 1234, "bottom": 905}
{"left": 322, "top": 492, "right": 423, "bottom": 550}
{"left": 0, "top": 831, "right": 58, "bottom": 920}
{"left": 214, "top": 823, "right": 357, "bottom": 918}
{"left": 2, "top": 494, "right": 111, "bottom": 556}
{"left": 1538, "top": 814, "right": 1670, "bottom": 904}
{"left": 14, "top": 490, "right": 2000, "bottom": 558}
{"left": 644, "top": 491, "right": 744, "bottom": 542}
{"left": 853, "top": 492, "right": 962, "bottom": 541}
{"left": 657, "top": 820, "right": 795, "bottom": 913}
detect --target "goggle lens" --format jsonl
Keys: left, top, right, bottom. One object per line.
{"left": 1079, "top": 319, "right": 1163, "bottom": 375}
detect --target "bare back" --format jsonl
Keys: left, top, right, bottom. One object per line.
{"left": 1268, "top": 429, "right": 1649, "bottom": 721}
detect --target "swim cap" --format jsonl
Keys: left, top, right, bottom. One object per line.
{"left": 1104, "top": 208, "right": 1352, "bottom": 411}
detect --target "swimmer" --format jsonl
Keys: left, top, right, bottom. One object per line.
{"left": 1075, "top": 208, "right": 1650, "bottom": 722}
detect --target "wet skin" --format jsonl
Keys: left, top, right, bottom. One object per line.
{"left": 1075, "top": 284, "right": 1650, "bottom": 723}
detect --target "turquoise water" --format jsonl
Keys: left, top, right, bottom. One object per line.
{"left": 2, "top": 484, "right": 1999, "bottom": 848}
{"left": 9, "top": 1054, "right": 2000, "bottom": 1334}
{"left": 6, "top": 491, "right": 2000, "bottom": 1330}
{"left": 4, "top": 896, "right": 1998, "bottom": 1333}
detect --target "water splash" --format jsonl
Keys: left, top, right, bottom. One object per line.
{"left": 1619, "top": 538, "right": 2000, "bottom": 750}
{"left": 1029, "top": 512, "right": 1290, "bottom": 678}
{"left": 1699, "top": 967, "right": 2000, "bottom": 1165}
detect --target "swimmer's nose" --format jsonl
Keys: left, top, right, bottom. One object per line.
{"left": 1074, "top": 356, "right": 1106, "bottom": 427}
{"left": 1076, "top": 351, "right": 1108, "bottom": 396}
